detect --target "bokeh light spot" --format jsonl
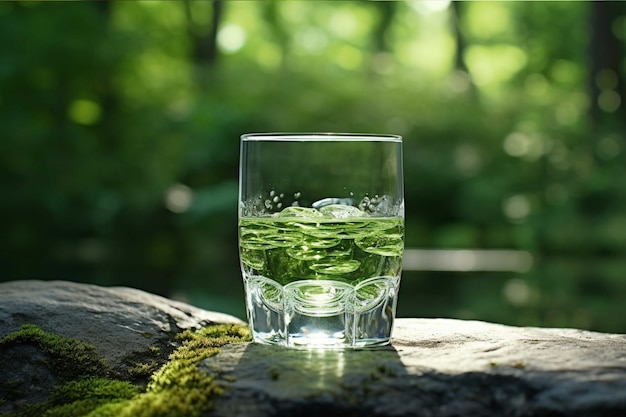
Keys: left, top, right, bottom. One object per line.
{"left": 165, "top": 184, "right": 193, "bottom": 213}
{"left": 596, "top": 69, "right": 619, "bottom": 90}
{"left": 503, "top": 279, "right": 531, "bottom": 306}
{"left": 503, "top": 194, "right": 531, "bottom": 222}
{"left": 68, "top": 99, "right": 101, "bottom": 126}
{"left": 218, "top": 24, "right": 246, "bottom": 53}
{"left": 465, "top": 44, "right": 527, "bottom": 86}
{"left": 596, "top": 135, "right": 622, "bottom": 160}
{"left": 598, "top": 90, "right": 621, "bottom": 113}
{"left": 503, "top": 132, "right": 530, "bottom": 157}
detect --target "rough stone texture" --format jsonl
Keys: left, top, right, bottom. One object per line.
{"left": 0, "top": 279, "right": 243, "bottom": 413}
{"left": 205, "top": 321, "right": 626, "bottom": 417}
{"left": 2, "top": 280, "right": 626, "bottom": 417}
{"left": 0, "top": 280, "right": 243, "bottom": 366}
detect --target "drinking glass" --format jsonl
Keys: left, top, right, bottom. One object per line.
{"left": 238, "top": 133, "right": 404, "bottom": 349}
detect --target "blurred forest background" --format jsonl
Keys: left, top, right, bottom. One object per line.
{"left": 1, "top": 1, "right": 626, "bottom": 333}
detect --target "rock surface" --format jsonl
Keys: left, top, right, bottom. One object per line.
{"left": 207, "top": 320, "right": 626, "bottom": 417}
{"left": 2, "top": 280, "right": 626, "bottom": 417}
{"left": 0, "top": 279, "right": 243, "bottom": 414}
{"left": 0, "top": 280, "right": 243, "bottom": 367}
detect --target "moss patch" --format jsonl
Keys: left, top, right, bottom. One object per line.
{"left": 0, "top": 324, "right": 108, "bottom": 381}
{"left": 0, "top": 323, "right": 251, "bottom": 417}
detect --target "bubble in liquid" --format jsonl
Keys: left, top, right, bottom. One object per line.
{"left": 294, "top": 192, "right": 301, "bottom": 199}
{"left": 273, "top": 196, "right": 280, "bottom": 203}
{"left": 264, "top": 199, "right": 272, "bottom": 209}
{"left": 359, "top": 196, "right": 370, "bottom": 211}
{"left": 270, "top": 190, "right": 276, "bottom": 197}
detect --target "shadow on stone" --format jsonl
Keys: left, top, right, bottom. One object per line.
{"left": 204, "top": 339, "right": 626, "bottom": 417}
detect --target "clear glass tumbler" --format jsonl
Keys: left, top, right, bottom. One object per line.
{"left": 238, "top": 133, "right": 404, "bottom": 349}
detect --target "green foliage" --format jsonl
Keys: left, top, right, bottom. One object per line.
{"left": 0, "top": 1, "right": 625, "bottom": 332}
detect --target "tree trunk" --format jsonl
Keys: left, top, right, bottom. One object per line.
{"left": 450, "top": 1, "right": 474, "bottom": 95}
{"left": 184, "top": 0, "right": 223, "bottom": 71}
{"left": 451, "top": 1, "right": 468, "bottom": 73}
{"left": 261, "top": 2, "right": 289, "bottom": 69}
{"left": 372, "top": 1, "right": 396, "bottom": 54}
{"left": 588, "top": 0, "right": 625, "bottom": 129}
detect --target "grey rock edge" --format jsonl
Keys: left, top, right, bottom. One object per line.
{"left": 1, "top": 280, "right": 626, "bottom": 417}
{"left": 0, "top": 280, "right": 243, "bottom": 367}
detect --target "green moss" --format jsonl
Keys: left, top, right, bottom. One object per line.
{"left": 120, "top": 343, "right": 173, "bottom": 386}
{"left": 126, "top": 361, "right": 160, "bottom": 380}
{"left": 0, "top": 324, "right": 108, "bottom": 380}
{"left": 0, "top": 323, "right": 251, "bottom": 417}
{"left": 41, "top": 378, "right": 139, "bottom": 417}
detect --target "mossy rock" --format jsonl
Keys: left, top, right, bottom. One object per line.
{"left": 0, "top": 323, "right": 251, "bottom": 417}
{"left": 4, "top": 281, "right": 626, "bottom": 417}
{"left": 0, "top": 280, "right": 249, "bottom": 416}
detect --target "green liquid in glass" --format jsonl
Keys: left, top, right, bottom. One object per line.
{"left": 239, "top": 205, "right": 404, "bottom": 348}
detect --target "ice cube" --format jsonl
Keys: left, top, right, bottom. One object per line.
{"left": 312, "top": 197, "right": 354, "bottom": 209}
{"left": 319, "top": 204, "right": 365, "bottom": 219}
{"left": 278, "top": 206, "right": 324, "bottom": 218}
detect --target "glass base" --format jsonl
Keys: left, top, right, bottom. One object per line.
{"left": 245, "top": 276, "right": 399, "bottom": 349}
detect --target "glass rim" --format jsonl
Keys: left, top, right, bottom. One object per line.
{"left": 240, "top": 132, "right": 402, "bottom": 142}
